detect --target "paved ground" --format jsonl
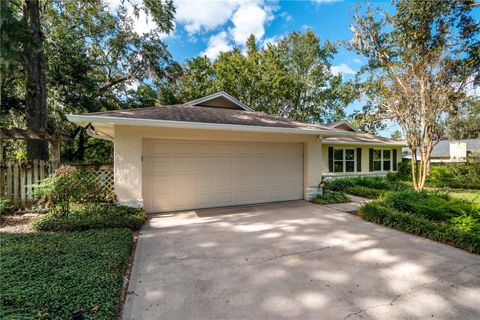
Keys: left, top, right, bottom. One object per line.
{"left": 324, "top": 194, "right": 369, "bottom": 213}
{"left": 123, "top": 201, "right": 480, "bottom": 320}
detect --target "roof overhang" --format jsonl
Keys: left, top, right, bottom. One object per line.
{"left": 67, "top": 114, "right": 354, "bottom": 138}
{"left": 322, "top": 140, "right": 407, "bottom": 147}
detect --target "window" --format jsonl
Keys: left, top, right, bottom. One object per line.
{"left": 373, "top": 149, "right": 392, "bottom": 171}
{"left": 334, "top": 148, "right": 355, "bottom": 173}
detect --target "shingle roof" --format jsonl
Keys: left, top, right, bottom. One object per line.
{"left": 86, "top": 104, "right": 334, "bottom": 131}
{"left": 323, "top": 132, "right": 406, "bottom": 146}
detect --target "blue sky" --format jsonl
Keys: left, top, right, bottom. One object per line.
{"left": 110, "top": 0, "right": 398, "bottom": 136}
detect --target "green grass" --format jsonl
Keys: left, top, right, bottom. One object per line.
{"left": 33, "top": 203, "right": 146, "bottom": 231}
{"left": 0, "top": 229, "right": 133, "bottom": 319}
{"left": 311, "top": 191, "right": 350, "bottom": 205}
{"left": 448, "top": 190, "right": 480, "bottom": 205}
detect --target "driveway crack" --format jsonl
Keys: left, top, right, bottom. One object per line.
{"left": 249, "top": 246, "right": 332, "bottom": 265}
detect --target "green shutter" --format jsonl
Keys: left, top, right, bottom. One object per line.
{"left": 328, "top": 147, "right": 334, "bottom": 172}
{"left": 369, "top": 148, "right": 374, "bottom": 171}
{"left": 393, "top": 149, "right": 398, "bottom": 171}
{"left": 356, "top": 148, "right": 362, "bottom": 172}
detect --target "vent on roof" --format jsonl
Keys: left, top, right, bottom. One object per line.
{"left": 188, "top": 91, "right": 252, "bottom": 111}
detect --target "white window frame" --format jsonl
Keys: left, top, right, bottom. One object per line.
{"left": 333, "top": 148, "right": 356, "bottom": 173}
{"left": 372, "top": 149, "right": 392, "bottom": 172}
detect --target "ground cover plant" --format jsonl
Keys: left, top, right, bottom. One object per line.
{"left": 324, "top": 176, "right": 406, "bottom": 199}
{"left": 0, "top": 229, "right": 133, "bottom": 319}
{"left": 311, "top": 191, "right": 350, "bottom": 205}
{"left": 359, "top": 190, "right": 480, "bottom": 253}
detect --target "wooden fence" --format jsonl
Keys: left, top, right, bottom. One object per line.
{"left": 0, "top": 161, "right": 114, "bottom": 209}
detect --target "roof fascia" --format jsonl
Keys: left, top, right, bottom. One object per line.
{"left": 187, "top": 91, "right": 253, "bottom": 111}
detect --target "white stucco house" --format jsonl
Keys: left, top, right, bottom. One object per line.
{"left": 67, "top": 92, "right": 405, "bottom": 213}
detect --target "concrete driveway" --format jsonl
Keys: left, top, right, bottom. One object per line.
{"left": 122, "top": 201, "right": 480, "bottom": 320}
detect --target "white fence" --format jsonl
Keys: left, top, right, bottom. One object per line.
{"left": 0, "top": 161, "right": 114, "bottom": 209}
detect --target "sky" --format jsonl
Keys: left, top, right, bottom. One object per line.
{"left": 109, "top": 0, "right": 400, "bottom": 136}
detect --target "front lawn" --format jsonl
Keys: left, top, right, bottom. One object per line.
{"left": 0, "top": 229, "right": 133, "bottom": 319}
{"left": 447, "top": 190, "right": 480, "bottom": 205}
{"left": 359, "top": 190, "right": 480, "bottom": 253}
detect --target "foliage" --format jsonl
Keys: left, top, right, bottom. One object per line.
{"left": 383, "top": 190, "right": 479, "bottom": 222}
{"left": 311, "top": 191, "right": 350, "bottom": 205}
{"left": 1, "top": 0, "right": 178, "bottom": 163}
{"left": 349, "top": 0, "right": 479, "bottom": 191}
{"left": 449, "top": 190, "right": 480, "bottom": 205}
{"left": 359, "top": 201, "right": 480, "bottom": 253}
{"left": 428, "top": 155, "right": 480, "bottom": 190}
{"left": 387, "top": 159, "right": 412, "bottom": 182}
{"left": 0, "top": 229, "right": 133, "bottom": 319}
{"left": 0, "top": 197, "right": 13, "bottom": 216}
{"left": 173, "top": 31, "right": 358, "bottom": 124}
{"left": 446, "top": 97, "right": 480, "bottom": 139}
{"left": 33, "top": 203, "right": 146, "bottom": 232}
{"left": 347, "top": 185, "right": 386, "bottom": 199}
{"left": 33, "top": 166, "right": 108, "bottom": 215}
{"left": 325, "top": 176, "right": 392, "bottom": 192}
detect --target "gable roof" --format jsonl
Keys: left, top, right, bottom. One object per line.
{"left": 325, "top": 120, "right": 358, "bottom": 132}
{"left": 69, "top": 104, "right": 351, "bottom": 136}
{"left": 187, "top": 91, "right": 253, "bottom": 111}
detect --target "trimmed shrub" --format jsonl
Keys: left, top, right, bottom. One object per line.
{"left": 359, "top": 201, "right": 480, "bottom": 253}
{"left": 347, "top": 185, "right": 386, "bottom": 199}
{"left": 387, "top": 159, "right": 412, "bottom": 182}
{"left": 428, "top": 155, "right": 480, "bottom": 190}
{"left": 33, "top": 203, "right": 146, "bottom": 231}
{"left": 429, "top": 166, "right": 461, "bottom": 188}
{"left": 311, "top": 191, "right": 350, "bottom": 205}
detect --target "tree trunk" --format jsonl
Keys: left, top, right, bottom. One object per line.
{"left": 23, "top": 0, "right": 48, "bottom": 160}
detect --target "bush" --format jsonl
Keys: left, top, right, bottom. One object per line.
{"left": 346, "top": 185, "right": 386, "bottom": 199}
{"left": 383, "top": 190, "right": 480, "bottom": 221}
{"left": 33, "top": 203, "right": 146, "bottom": 231}
{"left": 33, "top": 166, "right": 108, "bottom": 215}
{"left": 0, "top": 197, "right": 13, "bottom": 216}
{"left": 325, "top": 176, "right": 392, "bottom": 192}
{"left": 359, "top": 201, "right": 480, "bottom": 253}
{"left": 387, "top": 159, "right": 412, "bottom": 182}
{"left": 428, "top": 155, "right": 480, "bottom": 189}
{"left": 0, "top": 229, "right": 133, "bottom": 319}
{"left": 429, "top": 166, "right": 461, "bottom": 188}
{"left": 311, "top": 191, "right": 350, "bottom": 205}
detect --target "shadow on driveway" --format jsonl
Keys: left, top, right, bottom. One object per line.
{"left": 122, "top": 201, "right": 480, "bottom": 320}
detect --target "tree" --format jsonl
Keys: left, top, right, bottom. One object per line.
{"left": 390, "top": 130, "right": 402, "bottom": 141}
{"left": 349, "top": 0, "right": 479, "bottom": 191}
{"left": 446, "top": 97, "right": 480, "bottom": 139}
{"left": 174, "top": 31, "right": 357, "bottom": 124}
{"left": 1, "top": 0, "right": 177, "bottom": 162}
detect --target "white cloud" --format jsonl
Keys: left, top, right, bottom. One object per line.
{"left": 353, "top": 58, "right": 362, "bottom": 63}
{"left": 230, "top": 3, "right": 272, "bottom": 45}
{"left": 202, "top": 31, "right": 233, "bottom": 59}
{"left": 174, "top": 0, "right": 238, "bottom": 34}
{"left": 331, "top": 63, "right": 356, "bottom": 75}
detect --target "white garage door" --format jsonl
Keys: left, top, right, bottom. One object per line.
{"left": 142, "top": 139, "right": 304, "bottom": 212}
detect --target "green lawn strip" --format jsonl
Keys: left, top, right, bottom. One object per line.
{"left": 0, "top": 229, "right": 133, "bottom": 319}
{"left": 448, "top": 190, "right": 480, "bottom": 205}
{"left": 359, "top": 201, "right": 480, "bottom": 254}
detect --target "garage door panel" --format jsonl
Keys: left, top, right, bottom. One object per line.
{"left": 143, "top": 139, "right": 303, "bottom": 212}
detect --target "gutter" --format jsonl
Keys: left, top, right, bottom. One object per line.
{"left": 67, "top": 114, "right": 354, "bottom": 137}
{"left": 85, "top": 123, "right": 114, "bottom": 141}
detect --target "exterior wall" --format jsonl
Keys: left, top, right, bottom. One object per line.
{"left": 113, "top": 125, "right": 320, "bottom": 208}
{"left": 450, "top": 142, "right": 467, "bottom": 161}
{"left": 304, "top": 140, "right": 323, "bottom": 200}
{"left": 321, "top": 144, "right": 403, "bottom": 178}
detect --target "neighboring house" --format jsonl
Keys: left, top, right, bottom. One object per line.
{"left": 402, "top": 139, "right": 480, "bottom": 163}
{"left": 68, "top": 92, "right": 404, "bottom": 213}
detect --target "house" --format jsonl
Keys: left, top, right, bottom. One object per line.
{"left": 402, "top": 139, "right": 480, "bottom": 163}
{"left": 67, "top": 92, "right": 404, "bottom": 213}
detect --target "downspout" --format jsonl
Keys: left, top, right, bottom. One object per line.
{"left": 85, "top": 123, "right": 114, "bottom": 142}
